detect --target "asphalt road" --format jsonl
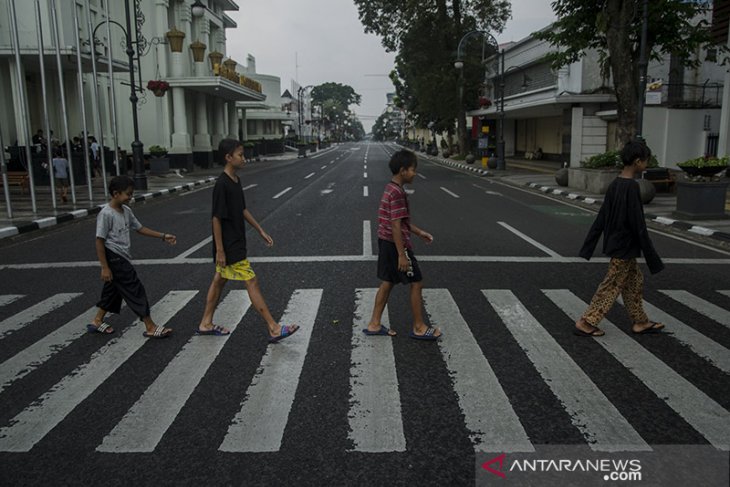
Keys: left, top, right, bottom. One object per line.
{"left": 0, "top": 141, "right": 729, "bottom": 486}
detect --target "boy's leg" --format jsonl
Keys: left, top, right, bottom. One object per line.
{"left": 104, "top": 255, "right": 157, "bottom": 333}
{"left": 622, "top": 260, "right": 663, "bottom": 333}
{"left": 244, "top": 276, "right": 297, "bottom": 337}
{"left": 92, "top": 280, "right": 123, "bottom": 333}
{"left": 409, "top": 281, "right": 441, "bottom": 337}
{"left": 578, "top": 258, "right": 630, "bottom": 334}
{"left": 198, "top": 272, "right": 229, "bottom": 332}
{"left": 366, "top": 280, "right": 396, "bottom": 335}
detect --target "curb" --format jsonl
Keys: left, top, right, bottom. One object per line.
{"left": 0, "top": 176, "right": 216, "bottom": 240}
{"left": 415, "top": 151, "right": 491, "bottom": 176}
{"left": 522, "top": 181, "right": 730, "bottom": 244}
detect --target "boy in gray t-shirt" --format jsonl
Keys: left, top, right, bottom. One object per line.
{"left": 89, "top": 176, "right": 177, "bottom": 338}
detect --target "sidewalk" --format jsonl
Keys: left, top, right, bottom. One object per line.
{"left": 419, "top": 151, "right": 730, "bottom": 248}
{"left": 0, "top": 150, "right": 301, "bottom": 240}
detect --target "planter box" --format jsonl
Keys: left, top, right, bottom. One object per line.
{"left": 568, "top": 168, "right": 620, "bottom": 194}
{"left": 297, "top": 146, "right": 307, "bottom": 158}
{"left": 673, "top": 180, "right": 729, "bottom": 220}
{"left": 149, "top": 157, "right": 170, "bottom": 175}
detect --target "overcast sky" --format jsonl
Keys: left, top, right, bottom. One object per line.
{"left": 227, "top": 1, "right": 556, "bottom": 132}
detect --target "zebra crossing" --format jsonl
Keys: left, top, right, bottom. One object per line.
{"left": 0, "top": 286, "right": 728, "bottom": 454}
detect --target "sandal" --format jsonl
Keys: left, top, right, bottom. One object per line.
{"left": 269, "top": 324, "right": 299, "bottom": 343}
{"left": 632, "top": 321, "right": 665, "bottom": 334}
{"left": 143, "top": 326, "right": 172, "bottom": 339}
{"left": 86, "top": 323, "right": 114, "bottom": 334}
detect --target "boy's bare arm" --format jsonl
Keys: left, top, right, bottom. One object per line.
{"left": 212, "top": 217, "right": 226, "bottom": 267}
{"left": 96, "top": 237, "right": 112, "bottom": 282}
{"left": 137, "top": 226, "right": 177, "bottom": 245}
{"left": 243, "top": 209, "right": 273, "bottom": 246}
{"left": 410, "top": 223, "right": 433, "bottom": 243}
{"left": 391, "top": 219, "right": 408, "bottom": 272}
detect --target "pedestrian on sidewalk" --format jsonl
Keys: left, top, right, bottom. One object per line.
{"left": 364, "top": 149, "right": 441, "bottom": 340}
{"left": 196, "top": 138, "right": 299, "bottom": 342}
{"left": 575, "top": 140, "right": 665, "bottom": 337}
{"left": 88, "top": 175, "right": 176, "bottom": 338}
{"left": 52, "top": 149, "right": 69, "bottom": 203}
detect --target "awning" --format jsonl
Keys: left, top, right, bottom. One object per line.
{"left": 166, "top": 76, "right": 266, "bottom": 102}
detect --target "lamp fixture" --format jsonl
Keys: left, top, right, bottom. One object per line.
{"left": 454, "top": 60, "right": 464, "bottom": 69}
{"left": 191, "top": 0, "right": 206, "bottom": 18}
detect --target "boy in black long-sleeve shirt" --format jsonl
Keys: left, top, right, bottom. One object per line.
{"left": 575, "top": 140, "right": 665, "bottom": 337}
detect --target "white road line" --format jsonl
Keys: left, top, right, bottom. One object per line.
{"left": 0, "top": 307, "right": 97, "bottom": 394}
{"left": 363, "top": 220, "right": 372, "bottom": 257}
{"left": 364, "top": 172, "right": 368, "bottom": 178}
{"left": 497, "top": 221, "right": 564, "bottom": 260}
{"left": 0, "top": 293, "right": 82, "bottom": 340}
{"left": 544, "top": 289, "right": 730, "bottom": 451}
{"left": 0, "top": 295, "right": 23, "bottom": 306}
{"left": 0, "top": 291, "right": 197, "bottom": 452}
{"left": 242, "top": 184, "right": 258, "bottom": 190}
{"left": 485, "top": 290, "right": 649, "bottom": 451}
{"left": 349, "top": 289, "right": 405, "bottom": 452}
{"left": 626, "top": 298, "right": 730, "bottom": 374}
{"left": 98, "top": 291, "right": 251, "bottom": 452}
{"left": 417, "top": 173, "right": 426, "bottom": 179}
{"left": 422, "top": 289, "right": 534, "bottom": 452}
{"left": 272, "top": 187, "right": 292, "bottom": 199}
{"left": 175, "top": 236, "right": 212, "bottom": 260}
{"left": 304, "top": 172, "right": 315, "bottom": 179}
{"left": 720, "top": 290, "right": 730, "bottom": 298}
{"left": 363, "top": 186, "right": 369, "bottom": 197}
{"left": 219, "top": 289, "right": 322, "bottom": 452}
{"left": 321, "top": 165, "right": 327, "bottom": 170}
{"left": 439, "top": 187, "right": 460, "bottom": 198}
{"left": 659, "top": 290, "right": 730, "bottom": 329}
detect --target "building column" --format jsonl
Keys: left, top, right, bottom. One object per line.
{"left": 569, "top": 106, "right": 584, "bottom": 168}
{"left": 193, "top": 94, "right": 212, "bottom": 167}
{"left": 239, "top": 107, "right": 247, "bottom": 141}
{"left": 717, "top": 27, "right": 730, "bottom": 156}
{"left": 228, "top": 102, "right": 239, "bottom": 140}
{"left": 212, "top": 98, "right": 225, "bottom": 147}
{"left": 8, "top": 58, "right": 30, "bottom": 145}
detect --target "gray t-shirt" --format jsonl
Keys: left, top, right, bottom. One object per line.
{"left": 96, "top": 204, "right": 142, "bottom": 260}
{"left": 52, "top": 157, "right": 69, "bottom": 179}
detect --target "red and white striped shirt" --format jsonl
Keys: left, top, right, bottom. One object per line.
{"left": 377, "top": 181, "right": 412, "bottom": 249}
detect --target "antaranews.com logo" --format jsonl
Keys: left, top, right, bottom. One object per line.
{"left": 481, "top": 453, "right": 641, "bottom": 482}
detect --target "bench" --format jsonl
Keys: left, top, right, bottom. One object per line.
{"left": 642, "top": 168, "right": 676, "bottom": 193}
{"left": 4, "top": 171, "right": 30, "bottom": 193}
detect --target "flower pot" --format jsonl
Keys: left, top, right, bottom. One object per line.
{"left": 298, "top": 146, "right": 307, "bottom": 158}
{"left": 678, "top": 165, "right": 728, "bottom": 178}
{"left": 165, "top": 28, "right": 185, "bottom": 53}
{"left": 153, "top": 89, "right": 166, "bottom": 97}
{"left": 673, "top": 180, "right": 729, "bottom": 220}
{"left": 149, "top": 156, "right": 170, "bottom": 175}
{"left": 189, "top": 41, "right": 207, "bottom": 63}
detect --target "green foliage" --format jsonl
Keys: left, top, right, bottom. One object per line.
{"left": 148, "top": 145, "right": 167, "bottom": 157}
{"left": 581, "top": 150, "right": 621, "bottom": 169}
{"left": 310, "top": 82, "right": 364, "bottom": 140}
{"left": 677, "top": 155, "right": 729, "bottom": 168}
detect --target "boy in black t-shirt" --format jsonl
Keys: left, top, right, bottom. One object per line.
{"left": 575, "top": 140, "right": 665, "bottom": 337}
{"left": 196, "top": 138, "right": 299, "bottom": 342}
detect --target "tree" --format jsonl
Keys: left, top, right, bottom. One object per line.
{"left": 354, "top": 0, "right": 511, "bottom": 156}
{"left": 536, "top": 0, "right": 720, "bottom": 144}
{"left": 311, "top": 82, "right": 363, "bottom": 140}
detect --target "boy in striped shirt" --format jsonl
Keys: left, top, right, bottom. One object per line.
{"left": 364, "top": 149, "right": 441, "bottom": 340}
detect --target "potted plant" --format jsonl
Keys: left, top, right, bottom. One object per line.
{"left": 674, "top": 156, "right": 729, "bottom": 219}
{"left": 147, "top": 80, "right": 170, "bottom": 97}
{"left": 243, "top": 141, "right": 255, "bottom": 160}
{"left": 148, "top": 145, "right": 169, "bottom": 174}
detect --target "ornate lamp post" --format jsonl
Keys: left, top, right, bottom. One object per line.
{"left": 455, "top": 30, "right": 505, "bottom": 170}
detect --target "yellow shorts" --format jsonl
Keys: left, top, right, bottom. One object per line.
{"left": 216, "top": 258, "right": 256, "bottom": 281}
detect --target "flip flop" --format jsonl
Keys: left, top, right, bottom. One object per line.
{"left": 86, "top": 323, "right": 113, "bottom": 334}
{"left": 195, "top": 325, "right": 230, "bottom": 336}
{"left": 633, "top": 321, "right": 665, "bottom": 335}
{"left": 409, "top": 326, "right": 441, "bottom": 341}
{"left": 269, "top": 324, "right": 299, "bottom": 343}
{"left": 362, "top": 325, "right": 396, "bottom": 336}
{"left": 573, "top": 327, "right": 605, "bottom": 337}
{"left": 143, "top": 326, "right": 172, "bottom": 339}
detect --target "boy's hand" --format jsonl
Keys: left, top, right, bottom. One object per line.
{"left": 419, "top": 231, "right": 434, "bottom": 244}
{"left": 100, "top": 266, "right": 112, "bottom": 282}
{"left": 397, "top": 254, "right": 409, "bottom": 272}
{"left": 163, "top": 233, "right": 177, "bottom": 245}
{"left": 259, "top": 230, "right": 273, "bottom": 247}
{"left": 216, "top": 249, "right": 226, "bottom": 268}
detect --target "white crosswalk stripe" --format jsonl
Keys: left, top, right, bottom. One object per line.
{"left": 97, "top": 291, "right": 251, "bottom": 452}
{"left": 219, "top": 289, "right": 322, "bottom": 452}
{"left": 485, "top": 290, "right": 649, "bottom": 451}
{"left": 545, "top": 289, "right": 730, "bottom": 451}
{"left": 349, "top": 289, "right": 405, "bottom": 452}
{"left": 0, "top": 294, "right": 24, "bottom": 307}
{"left": 0, "top": 291, "right": 196, "bottom": 452}
{"left": 0, "top": 293, "right": 82, "bottom": 340}
{"left": 659, "top": 290, "right": 730, "bottom": 329}
{"left": 0, "top": 286, "right": 728, "bottom": 455}
{"left": 422, "top": 289, "right": 534, "bottom": 453}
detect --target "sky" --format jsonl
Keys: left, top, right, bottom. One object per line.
{"left": 227, "top": 1, "right": 556, "bottom": 133}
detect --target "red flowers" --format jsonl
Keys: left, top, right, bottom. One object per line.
{"left": 147, "top": 80, "right": 170, "bottom": 96}
{"left": 478, "top": 96, "right": 492, "bottom": 107}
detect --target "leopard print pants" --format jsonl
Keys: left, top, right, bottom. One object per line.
{"left": 582, "top": 258, "right": 648, "bottom": 327}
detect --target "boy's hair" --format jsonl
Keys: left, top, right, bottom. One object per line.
{"left": 388, "top": 149, "right": 417, "bottom": 175}
{"left": 219, "top": 138, "right": 243, "bottom": 159}
{"left": 109, "top": 175, "right": 134, "bottom": 195}
{"left": 621, "top": 139, "right": 651, "bottom": 166}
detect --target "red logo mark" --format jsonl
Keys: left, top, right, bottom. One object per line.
{"left": 482, "top": 453, "right": 507, "bottom": 478}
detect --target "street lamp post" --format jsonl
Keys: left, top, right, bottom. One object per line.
{"left": 297, "top": 85, "right": 315, "bottom": 141}
{"left": 455, "top": 30, "right": 505, "bottom": 170}
{"left": 123, "top": 0, "right": 146, "bottom": 189}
